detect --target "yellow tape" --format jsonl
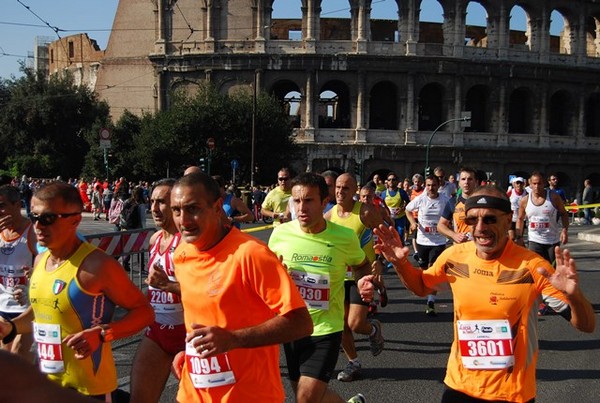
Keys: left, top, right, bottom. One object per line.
{"left": 566, "top": 203, "right": 600, "bottom": 210}
{"left": 241, "top": 224, "right": 272, "bottom": 233}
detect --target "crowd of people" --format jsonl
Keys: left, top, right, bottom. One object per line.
{"left": 0, "top": 165, "right": 596, "bottom": 403}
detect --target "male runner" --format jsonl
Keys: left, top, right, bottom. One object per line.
{"left": 0, "top": 181, "right": 154, "bottom": 400}
{"left": 437, "top": 167, "right": 478, "bottom": 244}
{"left": 405, "top": 175, "right": 451, "bottom": 316}
{"left": 0, "top": 185, "right": 36, "bottom": 361}
{"left": 262, "top": 167, "right": 293, "bottom": 225}
{"left": 324, "top": 173, "right": 385, "bottom": 382}
{"left": 375, "top": 186, "right": 595, "bottom": 402}
{"left": 380, "top": 172, "right": 410, "bottom": 240}
{"left": 269, "top": 172, "right": 373, "bottom": 403}
{"left": 169, "top": 172, "right": 312, "bottom": 402}
{"left": 130, "top": 179, "right": 184, "bottom": 403}
{"left": 506, "top": 176, "right": 527, "bottom": 241}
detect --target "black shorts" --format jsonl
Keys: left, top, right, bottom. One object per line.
{"left": 0, "top": 311, "right": 21, "bottom": 321}
{"left": 528, "top": 241, "right": 559, "bottom": 264}
{"left": 344, "top": 280, "right": 369, "bottom": 306}
{"left": 284, "top": 332, "right": 343, "bottom": 383}
{"left": 415, "top": 244, "right": 446, "bottom": 268}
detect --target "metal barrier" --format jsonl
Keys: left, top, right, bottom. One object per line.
{"left": 84, "top": 228, "right": 156, "bottom": 288}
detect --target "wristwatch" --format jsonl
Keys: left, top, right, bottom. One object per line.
{"left": 99, "top": 325, "right": 114, "bottom": 343}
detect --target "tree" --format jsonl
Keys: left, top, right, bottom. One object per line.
{"left": 0, "top": 68, "right": 110, "bottom": 179}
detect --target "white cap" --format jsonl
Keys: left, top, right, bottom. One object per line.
{"left": 512, "top": 177, "right": 525, "bottom": 184}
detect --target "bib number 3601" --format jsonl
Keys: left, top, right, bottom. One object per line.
{"left": 457, "top": 319, "right": 514, "bottom": 370}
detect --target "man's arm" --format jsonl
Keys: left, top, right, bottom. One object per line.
{"left": 550, "top": 193, "right": 569, "bottom": 245}
{"left": 232, "top": 196, "right": 255, "bottom": 223}
{"left": 360, "top": 202, "right": 385, "bottom": 229}
{"left": 514, "top": 196, "right": 528, "bottom": 245}
{"left": 373, "top": 224, "right": 433, "bottom": 297}
{"left": 186, "top": 307, "right": 313, "bottom": 359}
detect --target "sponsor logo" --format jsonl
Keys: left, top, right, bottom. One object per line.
{"left": 290, "top": 253, "right": 332, "bottom": 263}
{"left": 489, "top": 295, "right": 498, "bottom": 305}
{"left": 30, "top": 297, "right": 63, "bottom": 313}
{"left": 474, "top": 268, "right": 492, "bottom": 277}
{"left": 481, "top": 326, "right": 493, "bottom": 333}
{"left": 38, "top": 330, "right": 47, "bottom": 337}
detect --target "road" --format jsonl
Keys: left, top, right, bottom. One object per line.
{"left": 76, "top": 215, "right": 600, "bottom": 403}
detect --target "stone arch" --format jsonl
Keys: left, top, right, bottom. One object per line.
{"left": 586, "top": 15, "right": 600, "bottom": 57}
{"left": 549, "top": 8, "right": 573, "bottom": 54}
{"left": 370, "top": 0, "right": 400, "bottom": 42}
{"left": 418, "top": 82, "right": 445, "bottom": 131}
{"left": 270, "top": 0, "right": 303, "bottom": 40}
{"left": 464, "top": 84, "right": 491, "bottom": 132}
{"left": 319, "top": 0, "right": 352, "bottom": 41}
{"left": 418, "top": 0, "right": 444, "bottom": 44}
{"left": 585, "top": 92, "right": 600, "bottom": 137}
{"left": 369, "top": 81, "right": 398, "bottom": 130}
{"left": 548, "top": 90, "right": 573, "bottom": 136}
{"left": 508, "top": 4, "right": 529, "bottom": 49}
{"left": 508, "top": 87, "right": 533, "bottom": 134}
{"left": 170, "top": 79, "right": 201, "bottom": 97}
{"left": 318, "top": 80, "right": 352, "bottom": 128}
{"left": 465, "top": 1, "right": 488, "bottom": 47}
{"left": 270, "top": 79, "right": 303, "bottom": 128}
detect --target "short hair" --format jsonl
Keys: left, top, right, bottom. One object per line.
{"left": 459, "top": 166, "right": 477, "bottom": 177}
{"left": 175, "top": 172, "right": 221, "bottom": 204}
{"left": 425, "top": 175, "right": 439, "bottom": 185}
{"left": 321, "top": 170, "right": 339, "bottom": 181}
{"left": 433, "top": 166, "right": 445, "bottom": 174}
{"left": 363, "top": 181, "right": 377, "bottom": 191}
{"left": 530, "top": 171, "right": 545, "bottom": 181}
{"left": 153, "top": 178, "right": 176, "bottom": 189}
{"left": 0, "top": 185, "right": 21, "bottom": 204}
{"left": 412, "top": 173, "right": 423, "bottom": 182}
{"left": 291, "top": 172, "right": 328, "bottom": 202}
{"left": 33, "top": 182, "right": 83, "bottom": 210}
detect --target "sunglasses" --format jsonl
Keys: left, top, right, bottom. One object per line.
{"left": 387, "top": 178, "right": 398, "bottom": 181}
{"left": 464, "top": 215, "right": 503, "bottom": 226}
{"left": 30, "top": 212, "right": 81, "bottom": 226}
{"left": 278, "top": 177, "right": 290, "bottom": 181}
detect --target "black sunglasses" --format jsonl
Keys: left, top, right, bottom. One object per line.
{"left": 278, "top": 177, "right": 290, "bottom": 181}
{"left": 464, "top": 215, "right": 502, "bottom": 226}
{"left": 30, "top": 212, "right": 81, "bottom": 226}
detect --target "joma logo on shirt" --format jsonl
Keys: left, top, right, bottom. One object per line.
{"left": 290, "top": 253, "right": 332, "bottom": 263}
{"left": 474, "top": 268, "right": 493, "bottom": 277}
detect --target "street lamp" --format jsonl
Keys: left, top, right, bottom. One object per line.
{"left": 250, "top": 72, "right": 257, "bottom": 187}
{"left": 424, "top": 115, "right": 471, "bottom": 177}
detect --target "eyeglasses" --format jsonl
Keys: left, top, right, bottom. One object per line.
{"left": 29, "top": 212, "right": 81, "bottom": 226}
{"left": 387, "top": 178, "right": 398, "bottom": 181}
{"left": 514, "top": 181, "right": 524, "bottom": 184}
{"left": 464, "top": 215, "right": 503, "bottom": 226}
{"left": 278, "top": 177, "right": 290, "bottom": 181}
{"left": 550, "top": 178, "right": 558, "bottom": 181}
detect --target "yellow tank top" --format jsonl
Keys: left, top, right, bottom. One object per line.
{"left": 329, "top": 202, "right": 376, "bottom": 264}
{"left": 29, "top": 242, "right": 117, "bottom": 395}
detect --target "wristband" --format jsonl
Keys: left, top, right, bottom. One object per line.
{"left": 2, "top": 319, "right": 17, "bottom": 344}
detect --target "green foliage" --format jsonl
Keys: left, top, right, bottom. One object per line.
{"left": 0, "top": 68, "right": 110, "bottom": 179}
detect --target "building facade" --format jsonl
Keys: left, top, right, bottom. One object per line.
{"left": 96, "top": 0, "right": 600, "bottom": 197}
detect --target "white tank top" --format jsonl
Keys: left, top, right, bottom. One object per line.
{"left": 0, "top": 223, "right": 34, "bottom": 313}
{"left": 147, "top": 231, "right": 184, "bottom": 325}
{"left": 525, "top": 190, "right": 560, "bottom": 244}
{"left": 508, "top": 189, "right": 527, "bottom": 223}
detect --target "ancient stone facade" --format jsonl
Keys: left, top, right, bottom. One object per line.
{"left": 96, "top": 0, "right": 600, "bottom": 197}
{"left": 47, "top": 34, "right": 105, "bottom": 91}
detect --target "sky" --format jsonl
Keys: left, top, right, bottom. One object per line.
{"left": 0, "top": 0, "right": 561, "bottom": 80}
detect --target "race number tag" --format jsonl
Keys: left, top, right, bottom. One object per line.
{"left": 148, "top": 288, "right": 183, "bottom": 313}
{"left": 389, "top": 207, "right": 401, "bottom": 219}
{"left": 185, "top": 342, "right": 236, "bottom": 389}
{"left": 457, "top": 319, "right": 514, "bottom": 370}
{"left": 529, "top": 216, "right": 550, "bottom": 230}
{"left": 0, "top": 265, "right": 28, "bottom": 290}
{"left": 33, "top": 322, "right": 64, "bottom": 374}
{"left": 289, "top": 270, "right": 330, "bottom": 310}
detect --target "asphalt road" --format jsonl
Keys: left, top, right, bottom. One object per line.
{"left": 76, "top": 215, "right": 600, "bottom": 403}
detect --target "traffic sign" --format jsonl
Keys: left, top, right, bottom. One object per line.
{"left": 207, "top": 137, "right": 215, "bottom": 150}
{"left": 99, "top": 128, "right": 111, "bottom": 149}
{"left": 231, "top": 159, "right": 239, "bottom": 170}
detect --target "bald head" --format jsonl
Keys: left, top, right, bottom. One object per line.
{"left": 335, "top": 173, "right": 358, "bottom": 206}
{"left": 184, "top": 166, "right": 202, "bottom": 176}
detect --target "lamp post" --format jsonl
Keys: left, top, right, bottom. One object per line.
{"left": 424, "top": 115, "right": 471, "bottom": 177}
{"left": 250, "top": 73, "right": 257, "bottom": 187}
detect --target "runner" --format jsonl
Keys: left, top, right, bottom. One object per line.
{"left": 130, "top": 179, "right": 184, "bottom": 403}
{"left": 375, "top": 185, "right": 595, "bottom": 402}
{"left": 0, "top": 181, "right": 154, "bottom": 401}
{"left": 506, "top": 176, "right": 527, "bottom": 241}
{"left": 324, "top": 173, "right": 385, "bottom": 383}
{"left": 405, "top": 175, "right": 451, "bottom": 316}
{"left": 0, "top": 185, "right": 37, "bottom": 362}
{"left": 380, "top": 172, "right": 411, "bottom": 240}
{"left": 169, "top": 172, "right": 312, "bottom": 402}
{"left": 437, "top": 167, "right": 478, "bottom": 244}
{"left": 262, "top": 167, "right": 293, "bottom": 225}
{"left": 269, "top": 172, "right": 373, "bottom": 403}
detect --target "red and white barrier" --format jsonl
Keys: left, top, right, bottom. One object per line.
{"left": 85, "top": 229, "right": 155, "bottom": 257}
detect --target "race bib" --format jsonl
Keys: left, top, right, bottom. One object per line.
{"left": 0, "top": 265, "right": 27, "bottom": 291}
{"left": 186, "top": 342, "right": 236, "bottom": 389}
{"left": 529, "top": 216, "right": 550, "bottom": 230}
{"left": 33, "top": 322, "right": 64, "bottom": 374}
{"left": 289, "top": 270, "right": 331, "bottom": 310}
{"left": 148, "top": 288, "right": 183, "bottom": 313}
{"left": 389, "top": 207, "right": 401, "bottom": 219}
{"left": 457, "top": 319, "right": 514, "bottom": 370}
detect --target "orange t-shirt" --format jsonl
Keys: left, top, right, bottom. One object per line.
{"left": 174, "top": 228, "right": 305, "bottom": 403}
{"left": 423, "top": 241, "right": 569, "bottom": 402}
{"left": 410, "top": 188, "right": 424, "bottom": 218}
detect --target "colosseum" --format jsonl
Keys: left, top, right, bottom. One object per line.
{"left": 95, "top": 0, "right": 600, "bottom": 198}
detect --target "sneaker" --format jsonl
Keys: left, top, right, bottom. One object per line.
{"left": 412, "top": 252, "right": 419, "bottom": 262}
{"left": 378, "top": 286, "right": 388, "bottom": 308}
{"left": 337, "top": 360, "right": 361, "bottom": 382}
{"left": 368, "top": 302, "right": 378, "bottom": 317}
{"left": 368, "top": 319, "right": 384, "bottom": 356}
{"left": 538, "top": 302, "right": 553, "bottom": 316}
{"left": 425, "top": 301, "right": 436, "bottom": 317}
{"left": 347, "top": 393, "right": 366, "bottom": 403}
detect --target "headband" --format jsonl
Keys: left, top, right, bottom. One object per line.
{"left": 464, "top": 195, "right": 512, "bottom": 213}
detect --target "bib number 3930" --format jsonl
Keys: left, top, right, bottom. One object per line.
{"left": 457, "top": 319, "right": 514, "bottom": 370}
{"left": 185, "top": 342, "right": 236, "bottom": 389}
